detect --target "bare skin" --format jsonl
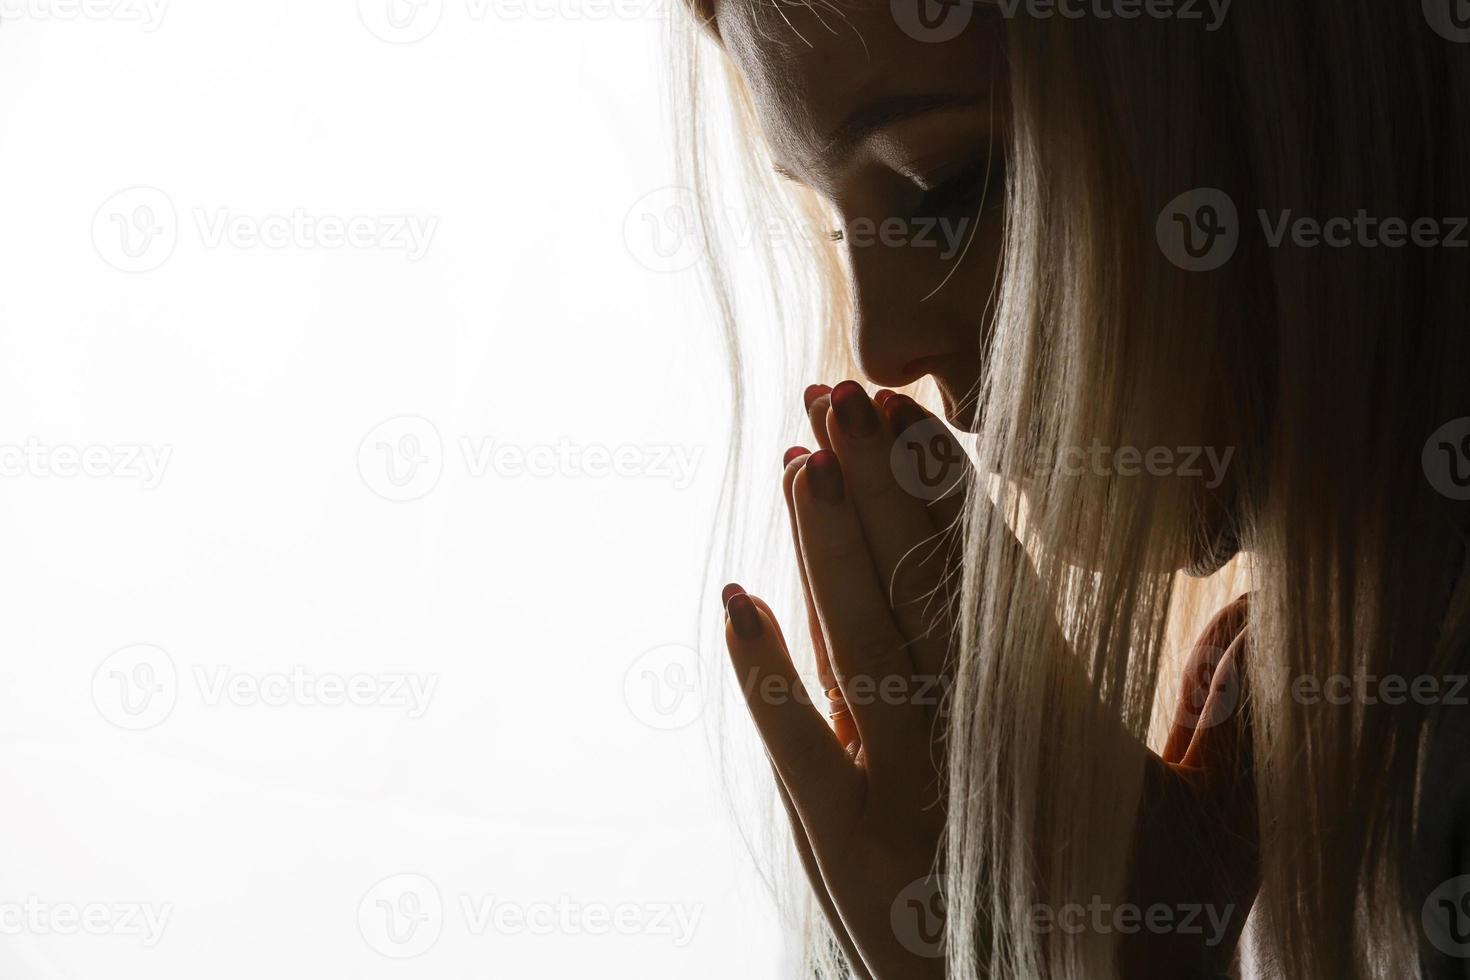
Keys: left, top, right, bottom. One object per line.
{"left": 711, "top": 0, "right": 1008, "bottom": 431}
{"left": 725, "top": 386, "right": 964, "bottom": 978}
{"left": 724, "top": 383, "right": 1258, "bottom": 977}
{"left": 707, "top": 2, "right": 1259, "bottom": 974}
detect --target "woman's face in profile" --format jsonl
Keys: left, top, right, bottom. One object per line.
{"left": 712, "top": 1, "right": 1008, "bottom": 430}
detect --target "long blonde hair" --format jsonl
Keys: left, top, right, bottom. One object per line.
{"left": 676, "top": 3, "right": 1470, "bottom": 977}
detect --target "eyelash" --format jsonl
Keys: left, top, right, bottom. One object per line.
{"left": 913, "top": 160, "right": 991, "bottom": 218}
{"left": 826, "top": 156, "right": 1004, "bottom": 243}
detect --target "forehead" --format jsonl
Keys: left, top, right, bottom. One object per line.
{"left": 714, "top": 0, "right": 1002, "bottom": 179}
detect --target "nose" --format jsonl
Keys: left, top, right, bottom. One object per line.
{"left": 846, "top": 243, "right": 953, "bottom": 389}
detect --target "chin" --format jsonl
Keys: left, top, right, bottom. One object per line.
{"left": 940, "top": 398, "right": 981, "bottom": 434}
{"left": 932, "top": 379, "right": 982, "bottom": 434}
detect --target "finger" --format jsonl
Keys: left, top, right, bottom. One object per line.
{"left": 886, "top": 395, "right": 981, "bottom": 664}
{"left": 736, "top": 591, "right": 872, "bottom": 978}
{"left": 782, "top": 448, "right": 861, "bottom": 749}
{"left": 792, "top": 454, "right": 933, "bottom": 785}
{"left": 886, "top": 395, "right": 1055, "bottom": 649}
{"left": 781, "top": 447, "right": 828, "bottom": 669}
{"left": 1163, "top": 594, "right": 1250, "bottom": 765}
{"left": 723, "top": 585, "right": 862, "bottom": 814}
{"left": 1171, "top": 595, "right": 1252, "bottom": 785}
{"left": 746, "top": 580, "right": 856, "bottom": 751}
{"left": 729, "top": 587, "right": 795, "bottom": 655}
{"left": 884, "top": 394, "right": 973, "bottom": 537}
{"left": 826, "top": 381, "right": 955, "bottom": 682}
{"left": 767, "top": 757, "right": 874, "bottom": 980}
{"left": 805, "top": 385, "right": 835, "bottom": 453}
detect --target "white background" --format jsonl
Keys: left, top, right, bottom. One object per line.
{"left": 0, "top": 1, "right": 787, "bottom": 976}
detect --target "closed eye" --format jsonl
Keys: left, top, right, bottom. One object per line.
{"left": 913, "top": 154, "right": 1006, "bottom": 219}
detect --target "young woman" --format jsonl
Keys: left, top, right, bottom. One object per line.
{"left": 676, "top": 0, "right": 1470, "bottom": 977}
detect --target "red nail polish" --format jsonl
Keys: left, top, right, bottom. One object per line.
{"left": 887, "top": 394, "right": 927, "bottom": 435}
{"left": 727, "top": 592, "right": 763, "bottom": 639}
{"left": 875, "top": 389, "right": 896, "bottom": 409}
{"left": 803, "top": 384, "right": 831, "bottom": 411}
{"left": 831, "top": 380, "right": 879, "bottom": 438}
{"left": 805, "top": 450, "right": 845, "bottom": 503}
{"left": 721, "top": 582, "right": 745, "bottom": 608}
{"left": 783, "top": 446, "right": 810, "bottom": 467}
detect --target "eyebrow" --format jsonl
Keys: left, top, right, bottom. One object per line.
{"left": 820, "top": 93, "right": 981, "bottom": 161}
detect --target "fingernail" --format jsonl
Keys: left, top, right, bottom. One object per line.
{"left": 783, "top": 446, "right": 810, "bottom": 467}
{"left": 803, "top": 384, "right": 831, "bottom": 411}
{"left": 886, "top": 394, "right": 927, "bottom": 434}
{"left": 806, "top": 450, "right": 845, "bottom": 503}
{"left": 831, "top": 380, "right": 879, "bottom": 438}
{"left": 721, "top": 582, "right": 745, "bottom": 607}
{"left": 875, "top": 389, "right": 896, "bottom": 409}
{"left": 727, "top": 592, "right": 763, "bottom": 639}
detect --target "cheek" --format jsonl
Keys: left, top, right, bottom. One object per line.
{"left": 844, "top": 208, "right": 1004, "bottom": 332}
{"left": 839, "top": 209, "right": 1004, "bottom": 388}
